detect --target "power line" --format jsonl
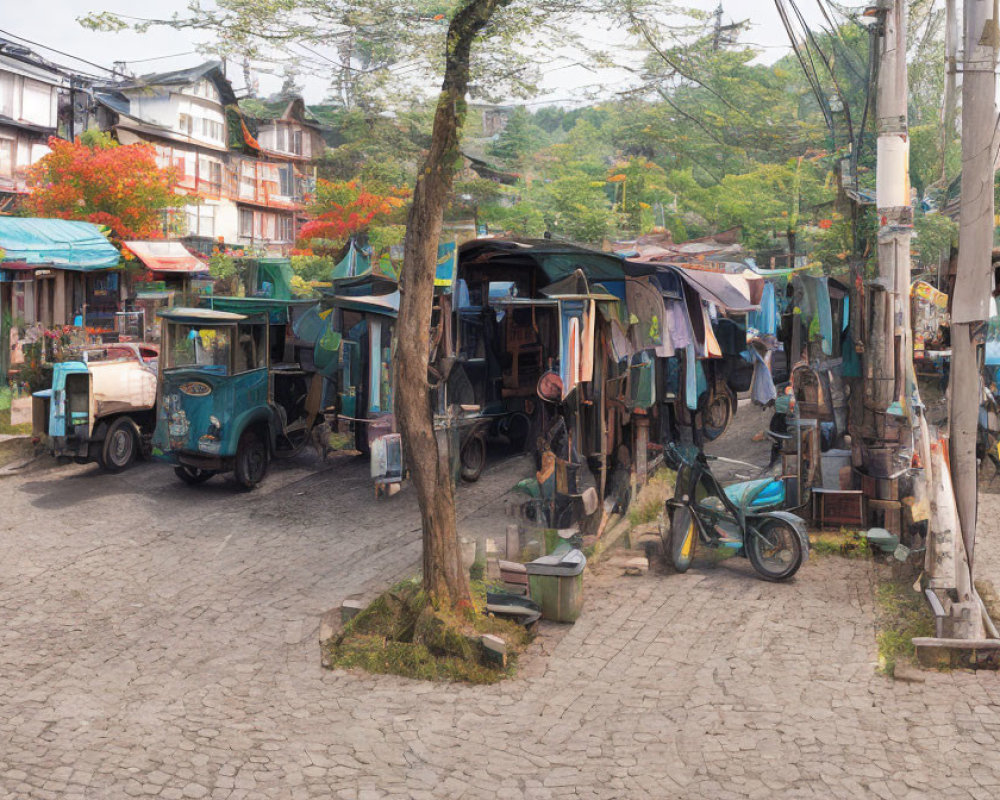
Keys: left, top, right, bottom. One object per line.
{"left": 119, "top": 51, "right": 198, "bottom": 65}
{"left": 0, "top": 26, "right": 117, "bottom": 78}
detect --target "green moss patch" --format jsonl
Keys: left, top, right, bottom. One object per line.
{"left": 809, "top": 528, "right": 870, "bottom": 558}
{"left": 323, "top": 579, "right": 534, "bottom": 684}
{"left": 874, "top": 572, "right": 935, "bottom": 677}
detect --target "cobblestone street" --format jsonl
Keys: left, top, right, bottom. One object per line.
{"left": 2, "top": 438, "right": 1000, "bottom": 799}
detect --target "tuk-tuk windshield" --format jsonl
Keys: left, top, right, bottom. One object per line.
{"left": 164, "top": 322, "right": 233, "bottom": 374}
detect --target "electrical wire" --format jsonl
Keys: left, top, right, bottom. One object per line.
{"left": 0, "top": 26, "right": 117, "bottom": 78}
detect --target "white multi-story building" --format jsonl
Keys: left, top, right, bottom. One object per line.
{"left": 0, "top": 40, "right": 66, "bottom": 208}
{"left": 93, "top": 62, "right": 320, "bottom": 253}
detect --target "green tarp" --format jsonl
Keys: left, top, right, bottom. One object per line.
{"left": 0, "top": 218, "right": 120, "bottom": 270}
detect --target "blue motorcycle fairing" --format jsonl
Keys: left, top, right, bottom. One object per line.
{"left": 723, "top": 478, "right": 785, "bottom": 510}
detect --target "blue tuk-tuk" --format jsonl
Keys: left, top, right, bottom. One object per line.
{"left": 153, "top": 304, "right": 322, "bottom": 489}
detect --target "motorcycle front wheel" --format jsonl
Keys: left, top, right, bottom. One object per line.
{"left": 746, "top": 518, "right": 805, "bottom": 581}
{"left": 669, "top": 505, "right": 698, "bottom": 573}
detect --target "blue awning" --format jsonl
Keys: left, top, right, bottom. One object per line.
{"left": 0, "top": 218, "right": 121, "bottom": 270}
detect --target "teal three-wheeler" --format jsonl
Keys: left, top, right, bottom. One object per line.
{"left": 152, "top": 306, "right": 322, "bottom": 489}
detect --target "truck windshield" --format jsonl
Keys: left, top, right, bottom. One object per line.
{"left": 165, "top": 323, "right": 232, "bottom": 374}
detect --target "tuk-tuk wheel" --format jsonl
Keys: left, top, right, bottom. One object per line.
{"left": 460, "top": 434, "right": 486, "bottom": 482}
{"left": 174, "top": 466, "right": 215, "bottom": 485}
{"left": 235, "top": 430, "right": 270, "bottom": 490}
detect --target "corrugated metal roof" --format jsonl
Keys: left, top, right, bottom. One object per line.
{"left": 125, "top": 240, "right": 209, "bottom": 274}
{"left": 0, "top": 218, "right": 120, "bottom": 270}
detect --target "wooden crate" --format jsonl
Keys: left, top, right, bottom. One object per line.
{"left": 811, "top": 489, "right": 865, "bottom": 528}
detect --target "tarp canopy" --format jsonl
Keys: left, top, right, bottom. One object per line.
{"left": 663, "top": 264, "right": 759, "bottom": 313}
{"left": 458, "top": 238, "right": 656, "bottom": 287}
{"left": 0, "top": 218, "right": 120, "bottom": 270}
{"left": 324, "top": 291, "right": 400, "bottom": 317}
{"left": 539, "top": 269, "right": 618, "bottom": 301}
{"left": 204, "top": 295, "right": 317, "bottom": 322}
{"left": 125, "top": 240, "right": 209, "bottom": 274}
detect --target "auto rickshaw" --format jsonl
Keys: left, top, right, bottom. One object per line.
{"left": 152, "top": 305, "right": 322, "bottom": 489}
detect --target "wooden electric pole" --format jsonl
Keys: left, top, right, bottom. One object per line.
{"left": 950, "top": 0, "right": 1000, "bottom": 573}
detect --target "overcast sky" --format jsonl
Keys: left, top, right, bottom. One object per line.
{"left": 4, "top": 0, "right": 839, "bottom": 105}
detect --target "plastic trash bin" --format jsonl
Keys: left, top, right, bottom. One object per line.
{"left": 525, "top": 548, "right": 586, "bottom": 623}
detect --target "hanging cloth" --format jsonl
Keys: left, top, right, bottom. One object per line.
{"left": 685, "top": 344, "right": 699, "bottom": 410}
{"left": 665, "top": 300, "right": 692, "bottom": 350}
{"left": 749, "top": 344, "right": 777, "bottom": 406}
{"left": 702, "top": 304, "right": 722, "bottom": 358}
{"left": 580, "top": 300, "right": 596, "bottom": 383}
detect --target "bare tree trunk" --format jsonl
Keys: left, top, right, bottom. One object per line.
{"left": 395, "top": 0, "right": 511, "bottom": 608}
{"left": 951, "top": 0, "right": 1000, "bottom": 573}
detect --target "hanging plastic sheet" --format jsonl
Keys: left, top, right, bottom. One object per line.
{"left": 628, "top": 351, "right": 655, "bottom": 410}
{"left": 748, "top": 343, "right": 777, "bottom": 406}
{"left": 580, "top": 300, "right": 596, "bottom": 383}
{"left": 801, "top": 276, "right": 834, "bottom": 356}
{"left": 665, "top": 300, "right": 692, "bottom": 350}
{"left": 685, "top": 344, "right": 699, "bottom": 410}
{"left": 701, "top": 304, "right": 722, "bottom": 358}
{"left": 610, "top": 318, "right": 633, "bottom": 362}
{"left": 560, "top": 300, "right": 586, "bottom": 398}
{"left": 985, "top": 297, "right": 1000, "bottom": 365}
{"left": 625, "top": 277, "right": 674, "bottom": 356}
{"left": 748, "top": 281, "right": 778, "bottom": 337}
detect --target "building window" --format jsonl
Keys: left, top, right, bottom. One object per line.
{"left": 186, "top": 205, "right": 215, "bottom": 238}
{"left": 292, "top": 130, "right": 303, "bottom": 156}
{"left": 178, "top": 113, "right": 193, "bottom": 135}
{"left": 0, "top": 73, "right": 14, "bottom": 118}
{"left": 0, "top": 138, "right": 13, "bottom": 177}
{"left": 273, "top": 125, "right": 287, "bottom": 152}
{"left": 239, "top": 208, "right": 254, "bottom": 238}
{"left": 239, "top": 160, "right": 256, "bottom": 200}
{"left": 198, "top": 156, "right": 222, "bottom": 194}
{"left": 278, "top": 165, "right": 294, "bottom": 198}
{"left": 278, "top": 215, "right": 295, "bottom": 242}
{"left": 200, "top": 118, "right": 224, "bottom": 141}
{"left": 22, "top": 79, "right": 55, "bottom": 128}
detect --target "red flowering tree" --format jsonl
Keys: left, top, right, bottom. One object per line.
{"left": 25, "top": 131, "right": 179, "bottom": 242}
{"left": 298, "top": 178, "right": 409, "bottom": 252}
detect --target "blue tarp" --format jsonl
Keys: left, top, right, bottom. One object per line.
{"left": 0, "top": 218, "right": 121, "bottom": 270}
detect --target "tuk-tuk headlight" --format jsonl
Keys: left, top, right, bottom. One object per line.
{"left": 207, "top": 415, "right": 222, "bottom": 439}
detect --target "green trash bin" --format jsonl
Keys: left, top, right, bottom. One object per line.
{"left": 526, "top": 548, "right": 586, "bottom": 623}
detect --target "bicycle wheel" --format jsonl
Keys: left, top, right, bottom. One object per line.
{"left": 746, "top": 518, "right": 805, "bottom": 581}
{"left": 669, "top": 504, "right": 698, "bottom": 573}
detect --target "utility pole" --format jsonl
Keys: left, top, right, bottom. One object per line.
{"left": 712, "top": 3, "right": 723, "bottom": 51}
{"left": 950, "top": 0, "right": 1000, "bottom": 574}
{"left": 941, "top": 0, "right": 960, "bottom": 183}
{"left": 869, "top": 0, "right": 911, "bottom": 412}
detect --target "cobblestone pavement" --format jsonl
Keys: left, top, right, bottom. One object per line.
{"left": 3, "top": 449, "right": 1000, "bottom": 799}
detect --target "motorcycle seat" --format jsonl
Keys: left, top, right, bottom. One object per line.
{"left": 724, "top": 478, "right": 785, "bottom": 510}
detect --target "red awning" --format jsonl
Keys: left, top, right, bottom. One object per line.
{"left": 1, "top": 261, "right": 37, "bottom": 271}
{"left": 124, "top": 241, "right": 209, "bottom": 274}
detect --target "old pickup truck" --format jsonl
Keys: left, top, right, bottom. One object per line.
{"left": 32, "top": 342, "right": 160, "bottom": 471}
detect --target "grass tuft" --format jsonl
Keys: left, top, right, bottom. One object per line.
{"left": 874, "top": 575, "right": 935, "bottom": 677}
{"left": 628, "top": 468, "right": 676, "bottom": 527}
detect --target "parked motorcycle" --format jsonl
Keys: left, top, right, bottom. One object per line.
{"left": 662, "top": 442, "right": 809, "bottom": 581}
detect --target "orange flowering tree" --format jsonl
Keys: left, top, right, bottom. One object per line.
{"left": 25, "top": 131, "right": 179, "bottom": 242}
{"left": 298, "top": 178, "right": 409, "bottom": 252}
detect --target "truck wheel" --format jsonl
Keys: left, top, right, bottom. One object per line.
{"left": 100, "top": 418, "right": 137, "bottom": 472}
{"left": 235, "top": 430, "right": 269, "bottom": 490}
{"left": 460, "top": 434, "right": 486, "bottom": 482}
{"left": 174, "top": 466, "right": 215, "bottom": 485}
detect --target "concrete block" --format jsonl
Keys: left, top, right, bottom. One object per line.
{"left": 341, "top": 598, "right": 365, "bottom": 625}
{"left": 481, "top": 634, "right": 507, "bottom": 668}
